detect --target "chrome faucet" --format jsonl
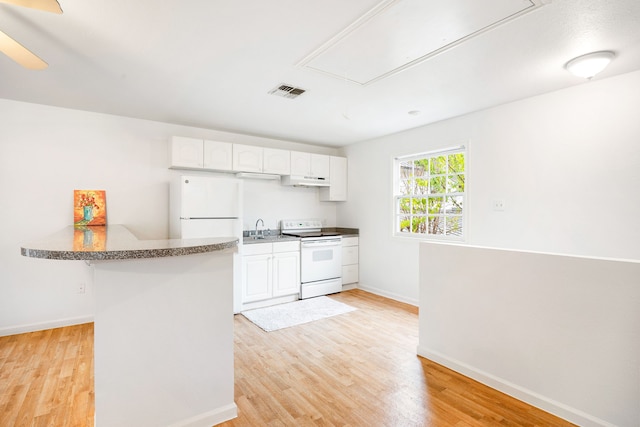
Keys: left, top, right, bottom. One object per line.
{"left": 255, "top": 218, "right": 264, "bottom": 237}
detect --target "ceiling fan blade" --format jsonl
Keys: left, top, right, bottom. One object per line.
{"left": 0, "top": 30, "right": 48, "bottom": 69}
{"left": 0, "top": 0, "right": 62, "bottom": 14}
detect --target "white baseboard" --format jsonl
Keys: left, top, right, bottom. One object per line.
{"left": 0, "top": 315, "right": 94, "bottom": 337}
{"left": 417, "top": 346, "right": 616, "bottom": 427}
{"left": 167, "top": 403, "right": 237, "bottom": 427}
{"left": 356, "top": 283, "right": 419, "bottom": 307}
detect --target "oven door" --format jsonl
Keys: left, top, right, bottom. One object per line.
{"left": 300, "top": 238, "right": 342, "bottom": 284}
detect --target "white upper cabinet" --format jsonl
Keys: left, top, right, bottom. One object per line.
{"left": 290, "top": 151, "right": 311, "bottom": 176}
{"left": 319, "top": 156, "right": 348, "bottom": 201}
{"left": 290, "top": 151, "right": 330, "bottom": 179}
{"left": 171, "top": 137, "right": 345, "bottom": 186}
{"left": 311, "top": 154, "right": 330, "bottom": 179}
{"left": 233, "top": 144, "right": 263, "bottom": 173}
{"left": 171, "top": 136, "right": 232, "bottom": 171}
{"left": 171, "top": 136, "right": 204, "bottom": 169}
{"left": 263, "top": 148, "right": 291, "bottom": 175}
{"left": 203, "top": 140, "right": 233, "bottom": 171}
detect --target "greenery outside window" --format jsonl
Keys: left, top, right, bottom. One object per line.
{"left": 394, "top": 147, "right": 466, "bottom": 240}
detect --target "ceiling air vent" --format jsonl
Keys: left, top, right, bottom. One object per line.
{"left": 268, "top": 84, "right": 306, "bottom": 99}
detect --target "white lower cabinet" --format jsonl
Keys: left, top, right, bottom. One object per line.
{"left": 241, "top": 252, "right": 272, "bottom": 303}
{"left": 272, "top": 250, "right": 300, "bottom": 296}
{"left": 241, "top": 241, "right": 300, "bottom": 306}
{"left": 341, "top": 236, "right": 359, "bottom": 285}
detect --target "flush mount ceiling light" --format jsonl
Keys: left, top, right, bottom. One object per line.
{"left": 564, "top": 51, "right": 615, "bottom": 79}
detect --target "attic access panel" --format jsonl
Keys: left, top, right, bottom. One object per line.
{"left": 298, "top": 0, "right": 544, "bottom": 85}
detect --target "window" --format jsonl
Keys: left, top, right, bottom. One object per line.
{"left": 394, "top": 147, "right": 466, "bottom": 239}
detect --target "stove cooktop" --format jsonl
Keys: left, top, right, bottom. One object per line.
{"left": 282, "top": 231, "right": 341, "bottom": 238}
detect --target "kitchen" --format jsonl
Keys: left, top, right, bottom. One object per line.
{"left": 2, "top": 0, "right": 640, "bottom": 426}
{"left": 166, "top": 144, "right": 358, "bottom": 312}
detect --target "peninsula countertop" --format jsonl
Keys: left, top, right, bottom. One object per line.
{"left": 21, "top": 224, "right": 238, "bottom": 261}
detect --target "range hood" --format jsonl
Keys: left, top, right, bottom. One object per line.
{"left": 281, "top": 175, "right": 330, "bottom": 187}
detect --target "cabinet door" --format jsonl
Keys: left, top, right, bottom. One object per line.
{"left": 272, "top": 251, "right": 300, "bottom": 297}
{"left": 310, "top": 154, "right": 330, "bottom": 179}
{"left": 171, "top": 136, "right": 203, "bottom": 168}
{"left": 241, "top": 254, "right": 272, "bottom": 303}
{"left": 342, "top": 236, "right": 358, "bottom": 247}
{"left": 203, "top": 140, "right": 233, "bottom": 171}
{"left": 290, "top": 151, "right": 310, "bottom": 175}
{"left": 233, "top": 144, "right": 263, "bottom": 173}
{"left": 342, "top": 246, "right": 359, "bottom": 266}
{"left": 342, "top": 264, "right": 359, "bottom": 285}
{"left": 263, "top": 148, "right": 291, "bottom": 175}
{"left": 319, "top": 156, "right": 347, "bottom": 201}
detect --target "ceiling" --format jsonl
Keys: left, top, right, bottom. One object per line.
{"left": 1, "top": 0, "right": 639, "bottom": 147}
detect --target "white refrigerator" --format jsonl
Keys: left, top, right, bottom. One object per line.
{"left": 169, "top": 175, "right": 242, "bottom": 240}
{"left": 170, "top": 175, "right": 243, "bottom": 312}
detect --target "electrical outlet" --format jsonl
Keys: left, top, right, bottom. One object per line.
{"left": 77, "top": 282, "right": 86, "bottom": 294}
{"left": 492, "top": 199, "right": 505, "bottom": 211}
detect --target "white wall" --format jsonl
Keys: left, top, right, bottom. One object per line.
{"left": 418, "top": 243, "right": 640, "bottom": 427}
{"left": 0, "top": 99, "right": 338, "bottom": 334}
{"left": 339, "top": 69, "right": 640, "bottom": 304}
{"left": 242, "top": 179, "right": 337, "bottom": 232}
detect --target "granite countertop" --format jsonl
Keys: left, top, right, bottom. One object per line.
{"left": 242, "top": 227, "right": 358, "bottom": 244}
{"left": 323, "top": 227, "right": 359, "bottom": 237}
{"left": 21, "top": 225, "right": 238, "bottom": 261}
{"left": 243, "top": 235, "right": 300, "bottom": 245}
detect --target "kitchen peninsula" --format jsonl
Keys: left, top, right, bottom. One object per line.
{"left": 21, "top": 225, "right": 239, "bottom": 427}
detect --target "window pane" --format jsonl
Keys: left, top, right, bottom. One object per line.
{"left": 398, "top": 198, "right": 411, "bottom": 214}
{"left": 411, "top": 216, "right": 426, "bottom": 233}
{"left": 430, "top": 156, "right": 447, "bottom": 174}
{"left": 447, "top": 174, "right": 465, "bottom": 193}
{"left": 448, "top": 153, "right": 465, "bottom": 173}
{"left": 412, "top": 198, "right": 426, "bottom": 214}
{"left": 414, "top": 159, "right": 428, "bottom": 177}
{"left": 427, "top": 216, "right": 444, "bottom": 234}
{"left": 446, "top": 216, "right": 463, "bottom": 236}
{"left": 399, "top": 179, "right": 414, "bottom": 195}
{"left": 445, "top": 196, "right": 463, "bottom": 214}
{"left": 399, "top": 161, "right": 413, "bottom": 179}
{"left": 429, "top": 177, "right": 446, "bottom": 194}
{"left": 415, "top": 178, "right": 428, "bottom": 194}
{"left": 398, "top": 216, "right": 411, "bottom": 232}
{"left": 428, "top": 197, "right": 443, "bottom": 214}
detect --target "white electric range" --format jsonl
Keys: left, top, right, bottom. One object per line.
{"left": 281, "top": 220, "right": 342, "bottom": 299}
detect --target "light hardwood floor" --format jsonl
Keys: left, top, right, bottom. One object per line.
{"left": 0, "top": 322, "right": 94, "bottom": 426}
{"left": 0, "top": 289, "right": 575, "bottom": 426}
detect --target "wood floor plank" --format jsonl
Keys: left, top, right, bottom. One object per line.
{"left": 0, "top": 323, "right": 94, "bottom": 427}
{"left": 221, "top": 289, "right": 576, "bottom": 427}
{"left": 0, "top": 289, "right": 576, "bottom": 426}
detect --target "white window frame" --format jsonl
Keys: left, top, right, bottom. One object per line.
{"left": 392, "top": 145, "right": 467, "bottom": 241}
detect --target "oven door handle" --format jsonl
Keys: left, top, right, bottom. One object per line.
{"left": 301, "top": 239, "right": 342, "bottom": 248}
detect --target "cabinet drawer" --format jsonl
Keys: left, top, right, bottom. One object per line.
{"left": 342, "top": 236, "right": 358, "bottom": 247}
{"left": 273, "top": 240, "right": 300, "bottom": 253}
{"left": 342, "top": 246, "right": 358, "bottom": 265}
{"left": 242, "top": 243, "right": 272, "bottom": 256}
{"left": 342, "top": 264, "right": 359, "bottom": 285}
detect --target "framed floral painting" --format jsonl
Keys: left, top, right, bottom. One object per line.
{"left": 74, "top": 190, "right": 106, "bottom": 226}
